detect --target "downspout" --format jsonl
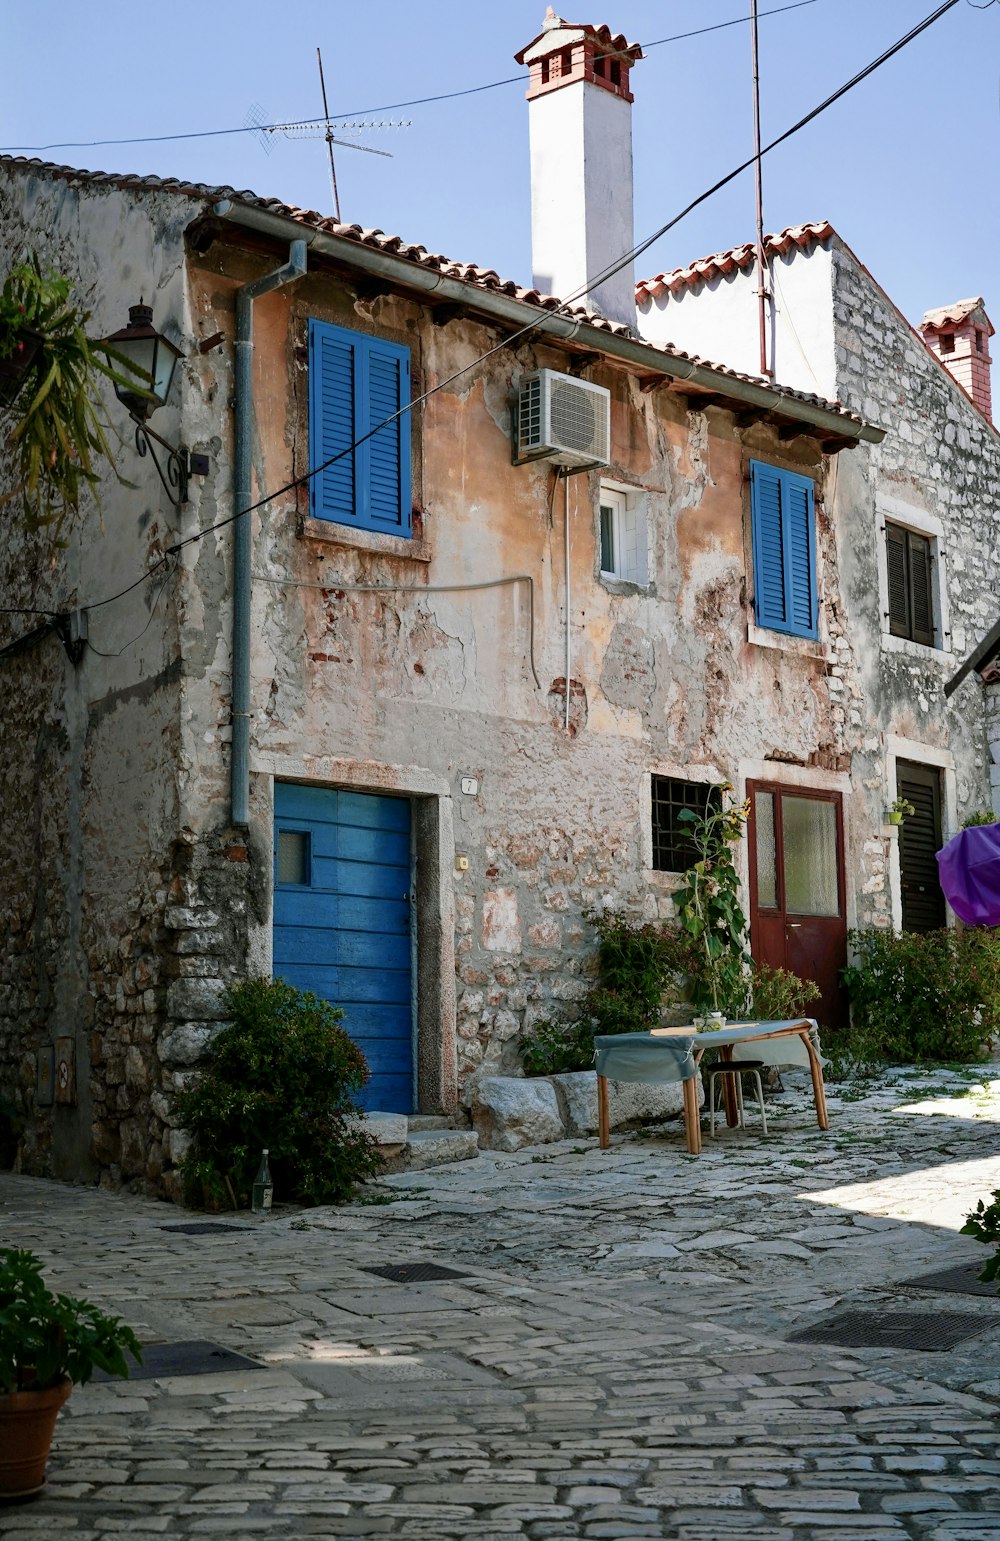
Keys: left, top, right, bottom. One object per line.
{"left": 232, "top": 240, "right": 308, "bottom": 828}
{"left": 564, "top": 473, "right": 571, "bottom": 733}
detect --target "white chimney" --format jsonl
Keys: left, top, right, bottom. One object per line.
{"left": 515, "top": 9, "right": 643, "bottom": 331}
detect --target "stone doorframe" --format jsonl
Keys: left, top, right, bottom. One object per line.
{"left": 250, "top": 753, "right": 458, "bottom": 1115}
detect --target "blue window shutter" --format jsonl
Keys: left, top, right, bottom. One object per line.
{"left": 751, "top": 461, "right": 817, "bottom": 639}
{"left": 309, "top": 319, "right": 411, "bottom": 536}
{"left": 364, "top": 339, "right": 411, "bottom": 534}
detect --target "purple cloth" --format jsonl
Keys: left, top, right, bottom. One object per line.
{"left": 936, "top": 823, "right": 1000, "bottom": 926}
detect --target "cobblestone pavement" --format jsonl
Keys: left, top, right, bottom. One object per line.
{"left": 3, "top": 1065, "right": 1000, "bottom": 1540}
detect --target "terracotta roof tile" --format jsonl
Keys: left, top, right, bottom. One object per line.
{"left": 0, "top": 158, "right": 864, "bottom": 427}
{"left": 921, "top": 297, "right": 994, "bottom": 336}
{"left": 636, "top": 221, "right": 834, "bottom": 304}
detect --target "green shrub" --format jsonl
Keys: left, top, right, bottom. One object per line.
{"left": 176, "top": 977, "right": 382, "bottom": 1208}
{"left": 839, "top": 926, "right": 1000, "bottom": 1066}
{"left": 963, "top": 809, "right": 998, "bottom": 828}
{"left": 749, "top": 962, "right": 821, "bottom": 1023}
{"left": 519, "top": 1018, "right": 595, "bottom": 1076}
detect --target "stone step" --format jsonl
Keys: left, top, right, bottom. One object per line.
{"left": 403, "top": 1128, "right": 481, "bottom": 1172}
{"left": 406, "top": 1114, "right": 464, "bottom": 1133}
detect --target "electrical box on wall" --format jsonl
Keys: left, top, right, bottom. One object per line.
{"left": 55, "top": 1036, "right": 76, "bottom": 1106}
{"left": 514, "top": 369, "right": 611, "bottom": 470}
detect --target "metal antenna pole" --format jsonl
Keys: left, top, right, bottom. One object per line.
{"left": 317, "top": 46, "right": 341, "bottom": 222}
{"left": 750, "top": 0, "right": 771, "bottom": 377}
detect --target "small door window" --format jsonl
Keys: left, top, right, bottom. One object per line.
{"left": 276, "top": 830, "right": 311, "bottom": 886}
{"left": 783, "top": 796, "right": 840, "bottom": 916}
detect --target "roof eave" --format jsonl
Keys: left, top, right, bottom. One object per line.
{"left": 212, "top": 198, "right": 883, "bottom": 448}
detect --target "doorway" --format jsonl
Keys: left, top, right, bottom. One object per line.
{"left": 747, "top": 782, "right": 848, "bottom": 1029}
{"left": 272, "top": 782, "right": 414, "bottom": 1113}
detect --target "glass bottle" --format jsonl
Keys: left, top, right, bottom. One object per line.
{"left": 251, "top": 1149, "right": 273, "bottom": 1214}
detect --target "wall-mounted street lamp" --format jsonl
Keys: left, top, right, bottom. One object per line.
{"left": 103, "top": 301, "right": 209, "bottom": 505}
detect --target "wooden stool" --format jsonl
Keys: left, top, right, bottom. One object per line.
{"left": 705, "top": 1060, "right": 768, "bottom": 1138}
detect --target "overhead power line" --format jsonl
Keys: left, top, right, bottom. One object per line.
{"left": 0, "top": 0, "right": 965, "bottom": 652}
{"left": 2, "top": 2, "right": 818, "bottom": 156}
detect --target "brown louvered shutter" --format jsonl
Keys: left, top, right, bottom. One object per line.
{"left": 886, "top": 523, "right": 909, "bottom": 637}
{"left": 897, "top": 762, "right": 946, "bottom": 932}
{"left": 907, "top": 531, "right": 934, "bottom": 646}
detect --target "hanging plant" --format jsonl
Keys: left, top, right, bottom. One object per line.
{"left": 0, "top": 256, "right": 146, "bottom": 540}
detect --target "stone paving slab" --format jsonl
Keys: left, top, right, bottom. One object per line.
{"left": 3, "top": 1065, "right": 1000, "bottom": 1537}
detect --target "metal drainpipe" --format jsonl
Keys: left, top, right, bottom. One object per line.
{"left": 232, "top": 240, "right": 308, "bottom": 828}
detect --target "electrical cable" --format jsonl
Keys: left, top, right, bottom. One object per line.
{"left": 1, "top": 1, "right": 819, "bottom": 155}
{"left": 8, "top": 0, "right": 965, "bottom": 630}
{"left": 85, "top": 561, "right": 175, "bottom": 656}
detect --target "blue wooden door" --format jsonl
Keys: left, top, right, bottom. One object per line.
{"left": 272, "top": 783, "right": 413, "bottom": 1113}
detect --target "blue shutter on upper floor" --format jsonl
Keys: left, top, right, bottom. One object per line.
{"left": 750, "top": 461, "right": 817, "bottom": 640}
{"left": 309, "top": 319, "right": 412, "bottom": 536}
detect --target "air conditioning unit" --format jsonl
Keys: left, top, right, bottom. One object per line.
{"left": 515, "top": 368, "right": 611, "bottom": 470}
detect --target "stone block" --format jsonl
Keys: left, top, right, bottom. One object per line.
{"left": 158, "top": 1021, "right": 219, "bottom": 1066}
{"left": 365, "top": 1111, "right": 408, "bottom": 1149}
{"left": 471, "top": 1075, "right": 564, "bottom": 1151}
{"left": 551, "top": 1070, "right": 690, "bottom": 1135}
{"left": 166, "top": 977, "right": 229, "bottom": 1021}
{"left": 405, "top": 1128, "right": 480, "bottom": 1170}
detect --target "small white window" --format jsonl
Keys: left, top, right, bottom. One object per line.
{"left": 599, "top": 486, "right": 648, "bottom": 585}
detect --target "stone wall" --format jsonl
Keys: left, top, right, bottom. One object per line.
{"left": 829, "top": 240, "right": 1000, "bottom": 927}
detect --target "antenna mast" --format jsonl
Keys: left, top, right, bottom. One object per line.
{"left": 317, "top": 46, "right": 341, "bottom": 222}
{"left": 750, "top": 0, "right": 772, "bottom": 378}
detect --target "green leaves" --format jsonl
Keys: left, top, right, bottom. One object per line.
{"left": 176, "top": 978, "right": 382, "bottom": 1208}
{"left": 0, "top": 1247, "right": 142, "bottom": 1393}
{"left": 961, "top": 1192, "right": 1000, "bottom": 1290}
{"left": 1, "top": 255, "right": 146, "bottom": 541}
{"left": 836, "top": 926, "right": 999, "bottom": 1068}
{"left": 673, "top": 792, "right": 751, "bottom": 1014}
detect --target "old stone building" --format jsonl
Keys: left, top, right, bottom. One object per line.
{"left": 638, "top": 223, "right": 1000, "bottom": 937}
{"left": 1, "top": 11, "right": 989, "bottom": 1195}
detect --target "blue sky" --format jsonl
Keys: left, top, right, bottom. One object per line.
{"left": 3, "top": 1, "right": 998, "bottom": 328}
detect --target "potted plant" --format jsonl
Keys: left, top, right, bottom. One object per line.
{"left": 887, "top": 795, "right": 916, "bottom": 826}
{"left": 0, "top": 255, "right": 145, "bottom": 539}
{"left": 0, "top": 1246, "right": 141, "bottom": 1499}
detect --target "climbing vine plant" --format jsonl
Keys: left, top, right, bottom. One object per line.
{"left": 672, "top": 788, "right": 751, "bottom": 1015}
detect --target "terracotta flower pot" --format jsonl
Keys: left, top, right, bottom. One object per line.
{"left": 0, "top": 1377, "right": 72, "bottom": 1500}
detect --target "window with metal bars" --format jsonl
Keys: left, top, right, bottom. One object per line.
{"left": 651, "top": 777, "right": 722, "bottom": 872}
{"left": 886, "top": 523, "right": 935, "bottom": 646}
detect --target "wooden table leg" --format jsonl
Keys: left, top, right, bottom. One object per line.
{"left": 682, "top": 1074, "right": 702, "bottom": 1155}
{"left": 802, "top": 1033, "right": 829, "bottom": 1130}
{"left": 597, "top": 1074, "right": 610, "bottom": 1149}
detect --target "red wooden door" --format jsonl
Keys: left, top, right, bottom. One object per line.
{"left": 747, "top": 782, "right": 848, "bottom": 1029}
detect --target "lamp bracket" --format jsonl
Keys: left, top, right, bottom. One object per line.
{"left": 132, "top": 419, "right": 209, "bottom": 506}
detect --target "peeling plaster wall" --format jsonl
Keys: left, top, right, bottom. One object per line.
{"left": 181, "top": 249, "right": 850, "bottom": 1109}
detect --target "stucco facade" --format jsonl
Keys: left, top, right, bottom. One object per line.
{"left": 0, "top": 156, "right": 931, "bottom": 1196}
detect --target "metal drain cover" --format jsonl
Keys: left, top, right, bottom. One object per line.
{"left": 93, "top": 1339, "right": 263, "bottom": 1382}
{"left": 789, "top": 1309, "right": 989, "bottom": 1353}
{"left": 901, "top": 1260, "right": 1000, "bottom": 1299}
{"left": 162, "top": 1222, "right": 253, "bottom": 1235}
{"left": 361, "top": 1262, "right": 471, "bottom": 1283}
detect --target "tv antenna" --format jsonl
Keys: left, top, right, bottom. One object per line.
{"left": 243, "top": 48, "right": 409, "bottom": 221}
